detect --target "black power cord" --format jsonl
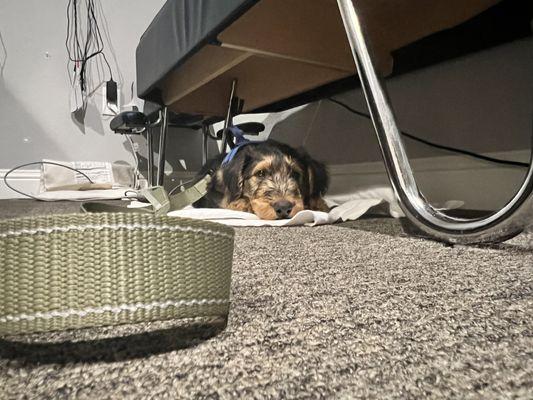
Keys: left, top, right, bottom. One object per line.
{"left": 328, "top": 97, "right": 529, "bottom": 168}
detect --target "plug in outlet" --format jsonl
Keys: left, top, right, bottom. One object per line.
{"left": 102, "top": 80, "right": 120, "bottom": 116}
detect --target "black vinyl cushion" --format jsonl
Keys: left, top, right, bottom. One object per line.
{"left": 136, "top": 0, "right": 258, "bottom": 103}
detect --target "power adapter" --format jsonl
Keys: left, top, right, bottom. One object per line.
{"left": 106, "top": 79, "right": 117, "bottom": 103}
{"left": 102, "top": 79, "right": 119, "bottom": 116}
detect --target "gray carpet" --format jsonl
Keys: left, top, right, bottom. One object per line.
{"left": 1, "top": 200, "right": 532, "bottom": 399}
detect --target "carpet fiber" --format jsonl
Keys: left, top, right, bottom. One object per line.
{"left": 1, "top": 200, "right": 532, "bottom": 399}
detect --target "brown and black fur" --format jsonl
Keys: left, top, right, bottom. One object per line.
{"left": 193, "top": 140, "right": 329, "bottom": 219}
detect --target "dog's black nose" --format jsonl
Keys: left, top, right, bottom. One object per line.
{"left": 273, "top": 200, "right": 294, "bottom": 219}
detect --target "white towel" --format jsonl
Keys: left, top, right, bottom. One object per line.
{"left": 167, "top": 186, "right": 405, "bottom": 227}
{"left": 165, "top": 186, "right": 463, "bottom": 227}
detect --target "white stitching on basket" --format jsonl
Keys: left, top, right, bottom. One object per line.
{"left": 0, "top": 298, "right": 229, "bottom": 323}
{"left": 0, "top": 223, "right": 233, "bottom": 240}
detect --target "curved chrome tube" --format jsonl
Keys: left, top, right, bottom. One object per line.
{"left": 337, "top": 0, "right": 533, "bottom": 243}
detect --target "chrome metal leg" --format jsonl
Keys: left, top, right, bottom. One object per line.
{"left": 337, "top": 0, "right": 533, "bottom": 244}
{"left": 157, "top": 107, "right": 168, "bottom": 186}
{"left": 221, "top": 79, "right": 237, "bottom": 152}
{"left": 202, "top": 124, "right": 209, "bottom": 165}
{"left": 147, "top": 127, "right": 154, "bottom": 187}
{"left": 146, "top": 110, "right": 163, "bottom": 186}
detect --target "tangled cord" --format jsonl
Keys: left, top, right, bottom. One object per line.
{"left": 66, "top": 0, "right": 113, "bottom": 93}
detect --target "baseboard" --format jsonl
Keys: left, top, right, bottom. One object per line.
{"left": 0, "top": 169, "right": 41, "bottom": 199}
{"left": 328, "top": 150, "right": 530, "bottom": 211}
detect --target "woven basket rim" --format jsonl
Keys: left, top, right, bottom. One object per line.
{"left": 0, "top": 212, "right": 235, "bottom": 236}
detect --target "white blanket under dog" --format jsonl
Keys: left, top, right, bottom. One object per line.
{"left": 165, "top": 186, "right": 412, "bottom": 227}
{"left": 165, "top": 186, "right": 463, "bottom": 227}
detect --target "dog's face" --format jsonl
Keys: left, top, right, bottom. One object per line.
{"left": 243, "top": 152, "right": 305, "bottom": 220}
{"left": 220, "top": 141, "right": 329, "bottom": 219}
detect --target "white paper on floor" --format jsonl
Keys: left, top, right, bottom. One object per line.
{"left": 166, "top": 185, "right": 465, "bottom": 227}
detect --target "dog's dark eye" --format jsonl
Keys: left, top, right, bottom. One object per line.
{"left": 255, "top": 169, "right": 266, "bottom": 178}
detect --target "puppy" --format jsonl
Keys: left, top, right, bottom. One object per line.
{"left": 193, "top": 140, "right": 329, "bottom": 219}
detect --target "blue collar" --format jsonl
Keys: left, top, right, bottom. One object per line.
{"left": 221, "top": 126, "right": 253, "bottom": 166}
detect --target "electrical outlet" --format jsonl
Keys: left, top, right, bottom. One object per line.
{"left": 102, "top": 83, "right": 120, "bottom": 116}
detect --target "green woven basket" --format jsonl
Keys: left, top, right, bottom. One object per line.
{"left": 0, "top": 213, "right": 234, "bottom": 336}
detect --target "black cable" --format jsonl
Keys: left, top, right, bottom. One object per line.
{"left": 66, "top": 0, "right": 113, "bottom": 94}
{"left": 99, "top": 51, "right": 113, "bottom": 80}
{"left": 65, "top": 0, "right": 74, "bottom": 61}
{"left": 84, "top": 0, "right": 113, "bottom": 80}
{"left": 327, "top": 97, "right": 529, "bottom": 168}
{"left": 3, "top": 161, "right": 94, "bottom": 201}
{"left": 72, "top": 0, "right": 82, "bottom": 62}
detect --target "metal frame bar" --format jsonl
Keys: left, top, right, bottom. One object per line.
{"left": 147, "top": 127, "right": 154, "bottom": 187}
{"left": 138, "top": 111, "right": 163, "bottom": 187}
{"left": 156, "top": 107, "right": 169, "bottom": 186}
{"left": 337, "top": 0, "right": 533, "bottom": 244}
{"left": 202, "top": 124, "right": 210, "bottom": 165}
{"left": 221, "top": 79, "right": 237, "bottom": 152}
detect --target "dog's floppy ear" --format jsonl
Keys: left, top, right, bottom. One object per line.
{"left": 222, "top": 152, "right": 251, "bottom": 202}
{"left": 298, "top": 148, "right": 329, "bottom": 211}
{"left": 307, "top": 158, "right": 328, "bottom": 198}
{"left": 298, "top": 149, "right": 328, "bottom": 197}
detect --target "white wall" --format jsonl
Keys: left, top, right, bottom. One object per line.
{"left": 0, "top": 0, "right": 165, "bottom": 169}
